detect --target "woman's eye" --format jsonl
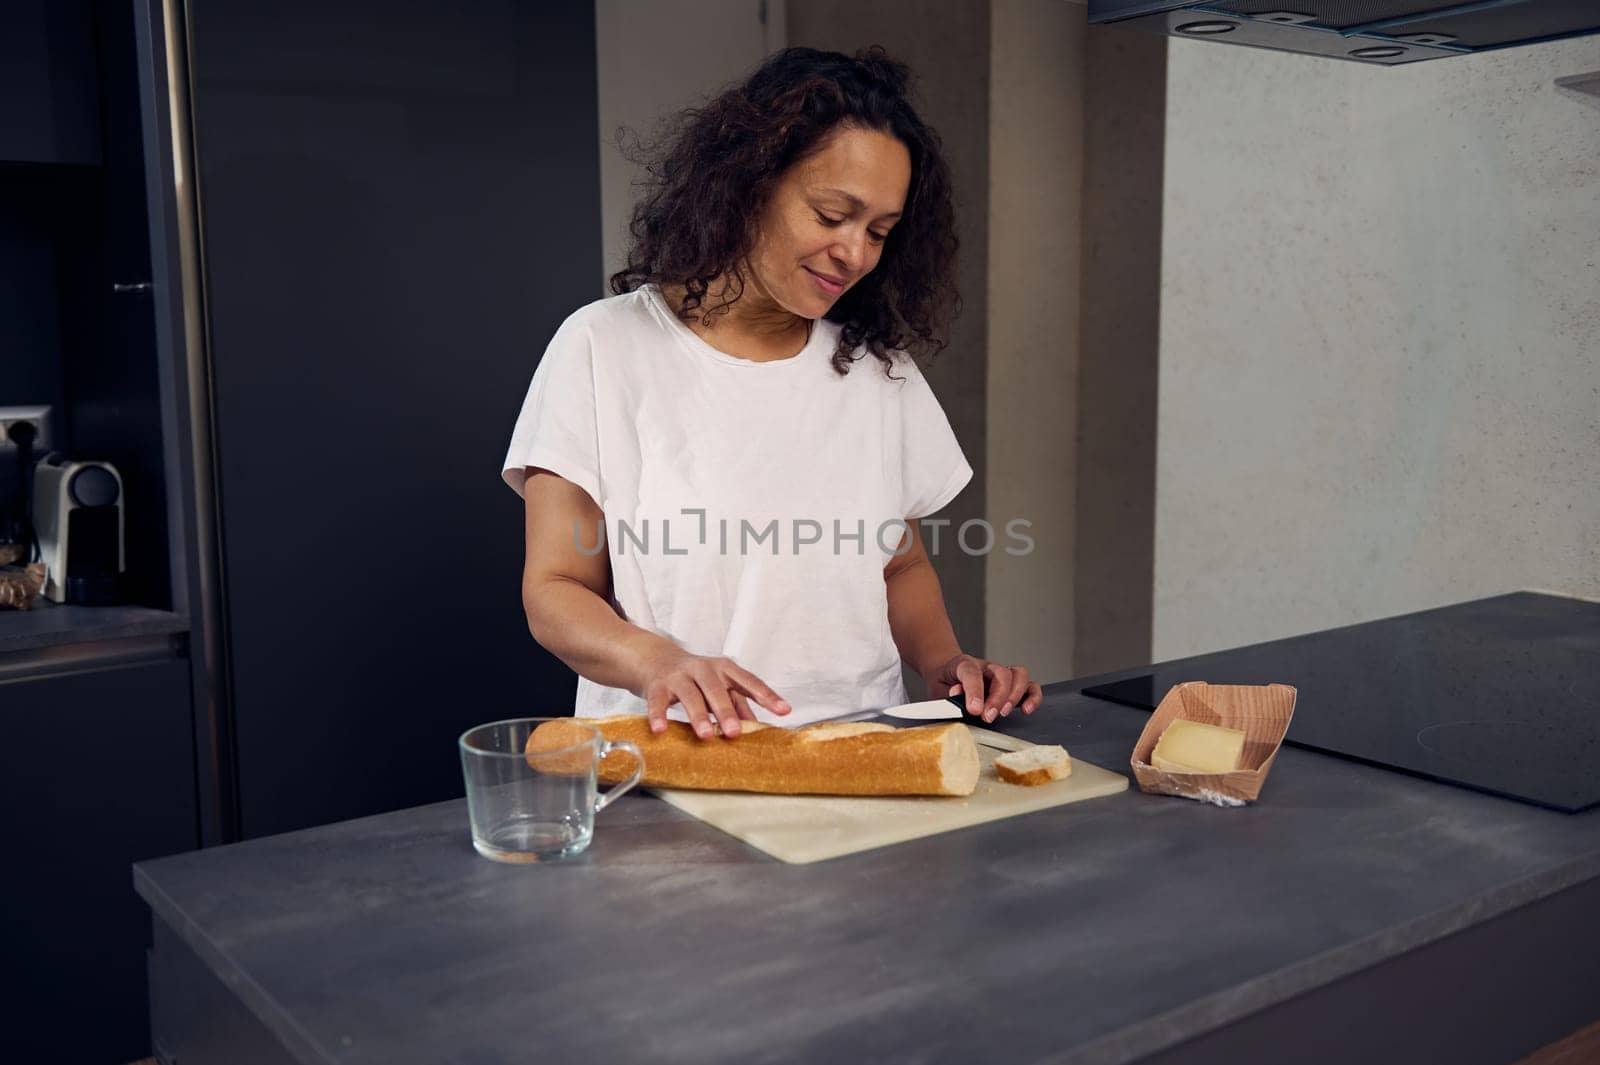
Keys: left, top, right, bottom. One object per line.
{"left": 817, "top": 213, "right": 889, "bottom": 244}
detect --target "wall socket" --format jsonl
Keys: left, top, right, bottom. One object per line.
{"left": 0, "top": 405, "right": 55, "bottom": 455}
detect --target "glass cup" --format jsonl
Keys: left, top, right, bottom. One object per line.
{"left": 458, "top": 717, "right": 644, "bottom": 863}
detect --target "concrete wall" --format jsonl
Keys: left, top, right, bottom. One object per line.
{"left": 1154, "top": 37, "right": 1600, "bottom": 661}
{"left": 594, "top": 0, "right": 784, "bottom": 295}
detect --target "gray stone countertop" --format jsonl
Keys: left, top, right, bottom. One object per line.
{"left": 134, "top": 671, "right": 1600, "bottom": 1065}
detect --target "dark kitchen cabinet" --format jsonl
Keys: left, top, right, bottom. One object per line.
{"left": 0, "top": 0, "right": 102, "bottom": 165}
{"left": 1, "top": 1, "right": 194, "bottom": 1061}
{"left": 0, "top": 0, "right": 602, "bottom": 1058}
{"left": 137, "top": 0, "right": 598, "bottom": 839}
{"left": 4, "top": 0, "right": 194, "bottom": 828}
{"left": 0, "top": 653, "right": 197, "bottom": 1065}
{"left": 1, "top": 0, "right": 173, "bottom": 607}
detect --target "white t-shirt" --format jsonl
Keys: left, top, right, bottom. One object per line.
{"left": 501, "top": 283, "right": 972, "bottom": 728}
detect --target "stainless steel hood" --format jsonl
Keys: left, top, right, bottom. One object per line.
{"left": 1086, "top": 0, "right": 1600, "bottom": 65}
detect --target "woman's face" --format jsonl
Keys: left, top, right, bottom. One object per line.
{"left": 748, "top": 125, "right": 911, "bottom": 318}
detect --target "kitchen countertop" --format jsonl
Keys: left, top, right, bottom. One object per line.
{"left": 134, "top": 665, "right": 1600, "bottom": 1065}
{"left": 0, "top": 599, "right": 187, "bottom": 656}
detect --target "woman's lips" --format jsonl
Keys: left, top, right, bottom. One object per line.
{"left": 805, "top": 267, "right": 845, "bottom": 295}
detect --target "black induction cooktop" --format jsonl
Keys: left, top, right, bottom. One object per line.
{"left": 1081, "top": 592, "right": 1600, "bottom": 812}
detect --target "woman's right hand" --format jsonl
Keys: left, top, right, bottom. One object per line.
{"left": 634, "top": 648, "right": 791, "bottom": 739}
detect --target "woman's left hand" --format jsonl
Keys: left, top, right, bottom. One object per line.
{"left": 924, "top": 654, "right": 1042, "bottom": 722}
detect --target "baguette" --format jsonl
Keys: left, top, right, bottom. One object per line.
{"left": 526, "top": 715, "right": 979, "bottom": 797}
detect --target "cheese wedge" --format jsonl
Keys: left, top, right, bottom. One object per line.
{"left": 1151, "top": 719, "right": 1246, "bottom": 774}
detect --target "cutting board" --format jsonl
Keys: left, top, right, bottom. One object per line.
{"left": 648, "top": 725, "right": 1129, "bottom": 864}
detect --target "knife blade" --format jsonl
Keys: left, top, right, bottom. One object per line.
{"left": 878, "top": 696, "right": 967, "bottom": 721}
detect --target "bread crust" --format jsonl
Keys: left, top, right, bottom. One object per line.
{"left": 528, "top": 716, "right": 979, "bottom": 797}
{"left": 994, "top": 746, "right": 1072, "bottom": 786}
{"left": 994, "top": 763, "right": 1054, "bottom": 786}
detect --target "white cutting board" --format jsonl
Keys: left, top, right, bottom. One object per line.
{"left": 648, "top": 726, "right": 1129, "bottom": 864}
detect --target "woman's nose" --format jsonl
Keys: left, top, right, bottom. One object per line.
{"left": 833, "top": 232, "right": 868, "bottom": 273}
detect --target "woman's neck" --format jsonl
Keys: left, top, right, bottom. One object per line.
{"left": 660, "top": 277, "right": 811, "bottom": 363}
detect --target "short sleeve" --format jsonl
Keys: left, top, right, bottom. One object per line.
{"left": 897, "top": 360, "right": 973, "bottom": 518}
{"left": 500, "top": 313, "right": 601, "bottom": 506}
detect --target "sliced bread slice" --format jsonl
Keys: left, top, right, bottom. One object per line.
{"left": 994, "top": 744, "right": 1072, "bottom": 786}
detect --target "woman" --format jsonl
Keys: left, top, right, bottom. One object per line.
{"left": 503, "top": 46, "right": 1042, "bottom": 740}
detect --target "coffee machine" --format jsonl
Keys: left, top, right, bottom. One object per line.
{"left": 32, "top": 453, "right": 125, "bottom": 605}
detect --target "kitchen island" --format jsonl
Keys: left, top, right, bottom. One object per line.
{"left": 135, "top": 661, "right": 1600, "bottom": 1065}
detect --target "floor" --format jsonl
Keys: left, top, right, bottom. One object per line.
{"left": 125, "top": 1018, "right": 1600, "bottom": 1064}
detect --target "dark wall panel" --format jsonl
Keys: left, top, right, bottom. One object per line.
{"left": 186, "top": 1, "right": 596, "bottom": 838}
{"left": 1075, "top": 26, "right": 1165, "bottom": 676}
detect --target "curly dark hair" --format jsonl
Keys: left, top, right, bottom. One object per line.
{"left": 608, "top": 45, "right": 960, "bottom": 377}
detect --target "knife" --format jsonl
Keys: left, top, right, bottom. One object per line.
{"left": 878, "top": 696, "right": 967, "bottom": 721}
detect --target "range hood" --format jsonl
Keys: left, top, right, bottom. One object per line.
{"left": 1087, "top": 0, "right": 1600, "bottom": 65}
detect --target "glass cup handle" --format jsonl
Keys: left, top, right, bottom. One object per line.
{"left": 592, "top": 739, "right": 644, "bottom": 815}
